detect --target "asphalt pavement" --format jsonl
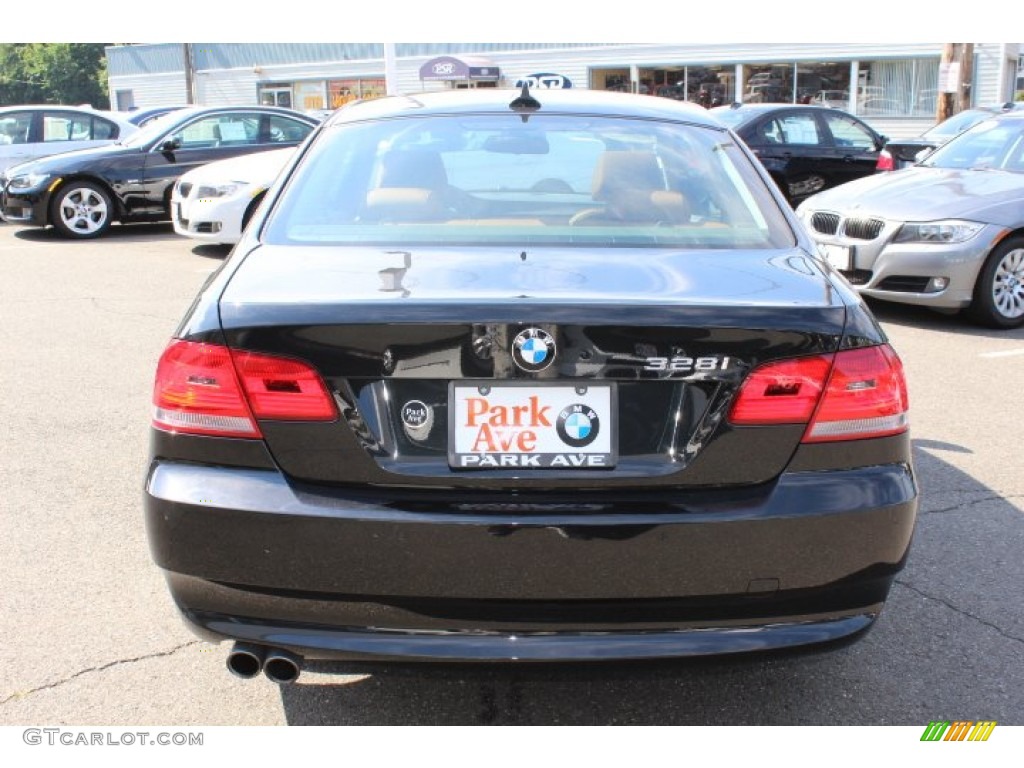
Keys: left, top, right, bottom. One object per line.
{"left": 0, "top": 221, "right": 1021, "bottom": 725}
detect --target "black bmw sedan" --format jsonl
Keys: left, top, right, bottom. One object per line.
{"left": 144, "top": 89, "right": 916, "bottom": 681}
{"left": 0, "top": 105, "right": 317, "bottom": 238}
{"left": 710, "top": 103, "right": 887, "bottom": 204}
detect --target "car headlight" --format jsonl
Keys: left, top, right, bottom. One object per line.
{"left": 892, "top": 220, "right": 984, "bottom": 244}
{"left": 196, "top": 182, "right": 246, "bottom": 199}
{"left": 7, "top": 172, "right": 51, "bottom": 191}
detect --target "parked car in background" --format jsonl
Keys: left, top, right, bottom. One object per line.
{"left": 172, "top": 147, "right": 295, "bottom": 245}
{"left": 877, "top": 102, "right": 1024, "bottom": 171}
{"left": 124, "top": 105, "right": 189, "bottom": 127}
{"left": 144, "top": 89, "right": 916, "bottom": 679}
{"left": 0, "top": 105, "right": 137, "bottom": 174}
{"left": 798, "top": 111, "right": 1024, "bottom": 328}
{"left": 811, "top": 90, "right": 850, "bottom": 109}
{"left": 710, "top": 103, "right": 886, "bottom": 204}
{"left": 0, "top": 105, "right": 317, "bottom": 238}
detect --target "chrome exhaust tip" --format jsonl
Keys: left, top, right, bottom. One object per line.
{"left": 226, "top": 642, "right": 266, "bottom": 679}
{"left": 263, "top": 648, "right": 302, "bottom": 684}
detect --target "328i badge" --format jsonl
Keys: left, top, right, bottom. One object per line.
{"left": 144, "top": 87, "right": 917, "bottom": 683}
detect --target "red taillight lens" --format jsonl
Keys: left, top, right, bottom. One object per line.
{"left": 875, "top": 150, "right": 895, "bottom": 172}
{"left": 728, "top": 345, "right": 910, "bottom": 443}
{"left": 231, "top": 350, "right": 337, "bottom": 421}
{"left": 804, "top": 345, "right": 908, "bottom": 442}
{"left": 152, "top": 340, "right": 337, "bottom": 438}
{"left": 153, "top": 340, "right": 260, "bottom": 438}
{"left": 728, "top": 356, "right": 832, "bottom": 425}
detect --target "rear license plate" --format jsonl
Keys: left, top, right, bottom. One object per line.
{"left": 449, "top": 382, "right": 616, "bottom": 469}
{"left": 821, "top": 244, "right": 853, "bottom": 271}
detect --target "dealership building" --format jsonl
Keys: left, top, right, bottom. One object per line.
{"left": 105, "top": 43, "right": 1021, "bottom": 139}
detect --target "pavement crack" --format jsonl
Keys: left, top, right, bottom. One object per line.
{"left": 0, "top": 641, "right": 202, "bottom": 707}
{"left": 894, "top": 580, "right": 1024, "bottom": 646}
{"left": 919, "top": 493, "right": 1024, "bottom": 516}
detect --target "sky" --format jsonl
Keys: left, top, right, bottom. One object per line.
{"left": 0, "top": 2, "right": 1010, "bottom": 45}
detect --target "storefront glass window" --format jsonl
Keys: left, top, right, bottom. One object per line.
{"left": 606, "top": 57, "right": 937, "bottom": 116}
{"left": 858, "top": 59, "right": 940, "bottom": 117}
{"left": 596, "top": 65, "right": 735, "bottom": 105}
{"left": 329, "top": 78, "right": 387, "bottom": 108}
{"left": 743, "top": 64, "right": 792, "bottom": 104}
{"left": 259, "top": 84, "right": 293, "bottom": 109}
{"left": 295, "top": 81, "right": 327, "bottom": 111}
{"left": 592, "top": 69, "right": 632, "bottom": 93}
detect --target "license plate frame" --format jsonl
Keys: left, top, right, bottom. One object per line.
{"left": 448, "top": 380, "right": 617, "bottom": 470}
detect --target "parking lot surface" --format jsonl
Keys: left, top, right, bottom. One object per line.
{"left": 1, "top": 221, "right": 1021, "bottom": 725}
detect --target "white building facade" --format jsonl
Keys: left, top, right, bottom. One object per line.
{"left": 106, "top": 43, "right": 1020, "bottom": 139}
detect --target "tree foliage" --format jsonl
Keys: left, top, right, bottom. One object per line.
{"left": 0, "top": 44, "right": 110, "bottom": 108}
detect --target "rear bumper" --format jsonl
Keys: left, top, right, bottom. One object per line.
{"left": 144, "top": 460, "right": 917, "bottom": 661}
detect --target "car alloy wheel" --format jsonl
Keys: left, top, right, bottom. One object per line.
{"left": 971, "top": 237, "right": 1024, "bottom": 328}
{"left": 52, "top": 182, "right": 112, "bottom": 239}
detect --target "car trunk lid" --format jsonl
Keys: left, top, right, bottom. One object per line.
{"left": 215, "top": 244, "right": 848, "bottom": 490}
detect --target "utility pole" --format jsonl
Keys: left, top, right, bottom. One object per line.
{"left": 937, "top": 43, "right": 974, "bottom": 122}
{"left": 182, "top": 43, "right": 195, "bottom": 105}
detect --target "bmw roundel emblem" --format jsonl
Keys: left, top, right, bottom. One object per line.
{"left": 556, "top": 404, "right": 600, "bottom": 448}
{"left": 512, "top": 328, "right": 556, "bottom": 372}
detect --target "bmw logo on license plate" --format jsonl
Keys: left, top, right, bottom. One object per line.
{"left": 512, "top": 328, "right": 556, "bottom": 373}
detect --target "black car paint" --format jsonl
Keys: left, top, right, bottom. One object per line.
{"left": 144, "top": 91, "right": 916, "bottom": 663}
{"left": 713, "top": 104, "right": 885, "bottom": 204}
{"left": 147, "top": 239, "right": 914, "bottom": 659}
{"left": 0, "top": 107, "right": 317, "bottom": 228}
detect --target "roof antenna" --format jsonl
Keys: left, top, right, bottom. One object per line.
{"left": 509, "top": 82, "right": 541, "bottom": 122}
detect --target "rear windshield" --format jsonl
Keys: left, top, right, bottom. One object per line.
{"left": 263, "top": 113, "right": 794, "bottom": 249}
{"left": 922, "top": 109, "right": 991, "bottom": 143}
{"left": 921, "top": 118, "right": 1024, "bottom": 171}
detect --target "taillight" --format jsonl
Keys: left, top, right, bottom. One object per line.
{"left": 875, "top": 150, "right": 895, "bottom": 172}
{"left": 153, "top": 341, "right": 260, "bottom": 438}
{"left": 728, "top": 356, "right": 832, "bottom": 425}
{"left": 728, "top": 345, "right": 909, "bottom": 442}
{"left": 230, "top": 350, "right": 337, "bottom": 421}
{"left": 152, "top": 340, "right": 337, "bottom": 439}
{"left": 804, "top": 345, "right": 908, "bottom": 442}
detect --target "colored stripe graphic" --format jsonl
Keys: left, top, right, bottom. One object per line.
{"left": 945, "top": 721, "right": 972, "bottom": 741}
{"left": 968, "top": 722, "right": 997, "bottom": 742}
{"left": 921, "top": 722, "right": 950, "bottom": 741}
{"left": 921, "top": 720, "right": 997, "bottom": 742}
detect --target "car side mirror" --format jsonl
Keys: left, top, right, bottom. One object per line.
{"left": 158, "top": 137, "right": 180, "bottom": 152}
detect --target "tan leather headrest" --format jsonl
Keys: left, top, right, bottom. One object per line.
{"left": 591, "top": 152, "right": 664, "bottom": 200}
{"left": 365, "top": 188, "right": 444, "bottom": 220}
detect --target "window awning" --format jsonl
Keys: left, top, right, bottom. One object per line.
{"left": 419, "top": 56, "right": 500, "bottom": 82}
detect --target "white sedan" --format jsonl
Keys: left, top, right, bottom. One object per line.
{"left": 171, "top": 147, "right": 295, "bottom": 245}
{"left": 0, "top": 105, "right": 138, "bottom": 174}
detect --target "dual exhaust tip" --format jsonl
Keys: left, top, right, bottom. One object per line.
{"left": 226, "top": 643, "right": 302, "bottom": 684}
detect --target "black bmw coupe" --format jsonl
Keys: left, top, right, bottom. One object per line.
{"left": 143, "top": 88, "right": 916, "bottom": 682}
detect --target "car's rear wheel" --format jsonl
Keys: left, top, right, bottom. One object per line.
{"left": 969, "top": 236, "right": 1024, "bottom": 328}
{"left": 51, "top": 181, "right": 113, "bottom": 239}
